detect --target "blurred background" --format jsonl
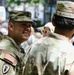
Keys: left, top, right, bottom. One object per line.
{"left": 0, "top": 0, "right": 74, "bottom": 27}
{"left": 0, "top": 0, "right": 57, "bottom": 27}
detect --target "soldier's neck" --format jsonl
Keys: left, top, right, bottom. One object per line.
{"left": 54, "top": 28, "right": 74, "bottom": 39}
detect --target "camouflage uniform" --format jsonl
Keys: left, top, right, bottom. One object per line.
{"left": 24, "top": 1, "right": 74, "bottom": 75}
{"left": 25, "top": 32, "right": 74, "bottom": 75}
{"left": 0, "top": 11, "right": 34, "bottom": 75}
{"left": 0, "top": 36, "right": 25, "bottom": 75}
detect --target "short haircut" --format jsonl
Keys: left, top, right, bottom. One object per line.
{"left": 53, "top": 14, "right": 74, "bottom": 29}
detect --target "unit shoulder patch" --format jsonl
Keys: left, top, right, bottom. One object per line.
{"left": 2, "top": 63, "right": 10, "bottom": 74}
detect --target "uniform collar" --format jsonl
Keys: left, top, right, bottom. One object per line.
{"left": 48, "top": 32, "right": 69, "bottom": 41}
{"left": 4, "top": 36, "right": 22, "bottom": 52}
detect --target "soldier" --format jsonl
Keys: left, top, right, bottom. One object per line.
{"left": 0, "top": 10, "right": 34, "bottom": 75}
{"left": 24, "top": 1, "right": 74, "bottom": 75}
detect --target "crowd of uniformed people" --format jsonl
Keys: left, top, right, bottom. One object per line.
{"left": 0, "top": 1, "right": 74, "bottom": 75}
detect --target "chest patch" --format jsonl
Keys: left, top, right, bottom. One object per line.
{"left": 2, "top": 63, "right": 10, "bottom": 74}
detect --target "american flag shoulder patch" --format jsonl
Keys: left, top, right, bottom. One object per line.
{"left": 4, "top": 54, "right": 17, "bottom": 66}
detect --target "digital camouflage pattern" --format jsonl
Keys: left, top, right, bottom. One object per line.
{"left": 9, "top": 10, "right": 34, "bottom": 23}
{"left": 24, "top": 32, "right": 74, "bottom": 75}
{"left": 0, "top": 36, "right": 25, "bottom": 75}
{"left": 0, "top": 10, "right": 33, "bottom": 75}
{"left": 56, "top": 1, "right": 74, "bottom": 18}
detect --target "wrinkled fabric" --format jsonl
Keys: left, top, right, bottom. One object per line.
{"left": 25, "top": 32, "right": 74, "bottom": 75}
{"left": 0, "top": 36, "right": 25, "bottom": 75}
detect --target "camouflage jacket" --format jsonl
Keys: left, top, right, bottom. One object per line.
{"left": 0, "top": 36, "right": 25, "bottom": 75}
{"left": 24, "top": 32, "right": 74, "bottom": 75}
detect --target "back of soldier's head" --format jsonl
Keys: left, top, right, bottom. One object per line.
{"left": 52, "top": 1, "right": 74, "bottom": 29}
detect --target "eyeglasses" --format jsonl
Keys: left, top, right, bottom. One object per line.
{"left": 43, "top": 30, "right": 49, "bottom": 33}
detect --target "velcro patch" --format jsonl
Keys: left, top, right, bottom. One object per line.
{"left": 2, "top": 63, "right": 10, "bottom": 74}
{"left": 4, "top": 54, "right": 17, "bottom": 66}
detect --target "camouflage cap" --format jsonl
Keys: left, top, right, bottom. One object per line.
{"left": 56, "top": 1, "right": 74, "bottom": 18}
{"left": 9, "top": 10, "right": 34, "bottom": 23}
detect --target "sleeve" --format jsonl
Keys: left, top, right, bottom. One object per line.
{"left": 65, "top": 52, "right": 74, "bottom": 75}
{"left": 0, "top": 60, "right": 16, "bottom": 75}
{"left": 0, "top": 50, "right": 17, "bottom": 75}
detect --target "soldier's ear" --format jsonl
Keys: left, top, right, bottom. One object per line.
{"left": 52, "top": 18, "right": 55, "bottom": 27}
{"left": 8, "top": 22, "right": 14, "bottom": 31}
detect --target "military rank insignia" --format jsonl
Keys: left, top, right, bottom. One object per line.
{"left": 2, "top": 63, "right": 10, "bottom": 74}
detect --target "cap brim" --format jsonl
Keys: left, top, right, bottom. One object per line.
{"left": 14, "top": 16, "right": 35, "bottom": 25}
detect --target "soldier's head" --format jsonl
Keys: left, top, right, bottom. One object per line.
{"left": 52, "top": 1, "right": 74, "bottom": 30}
{"left": 8, "top": 10, "right": 34, "bottom": 44}
{"left": 52, "top": 1, "right": 74, "bottom": 38}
